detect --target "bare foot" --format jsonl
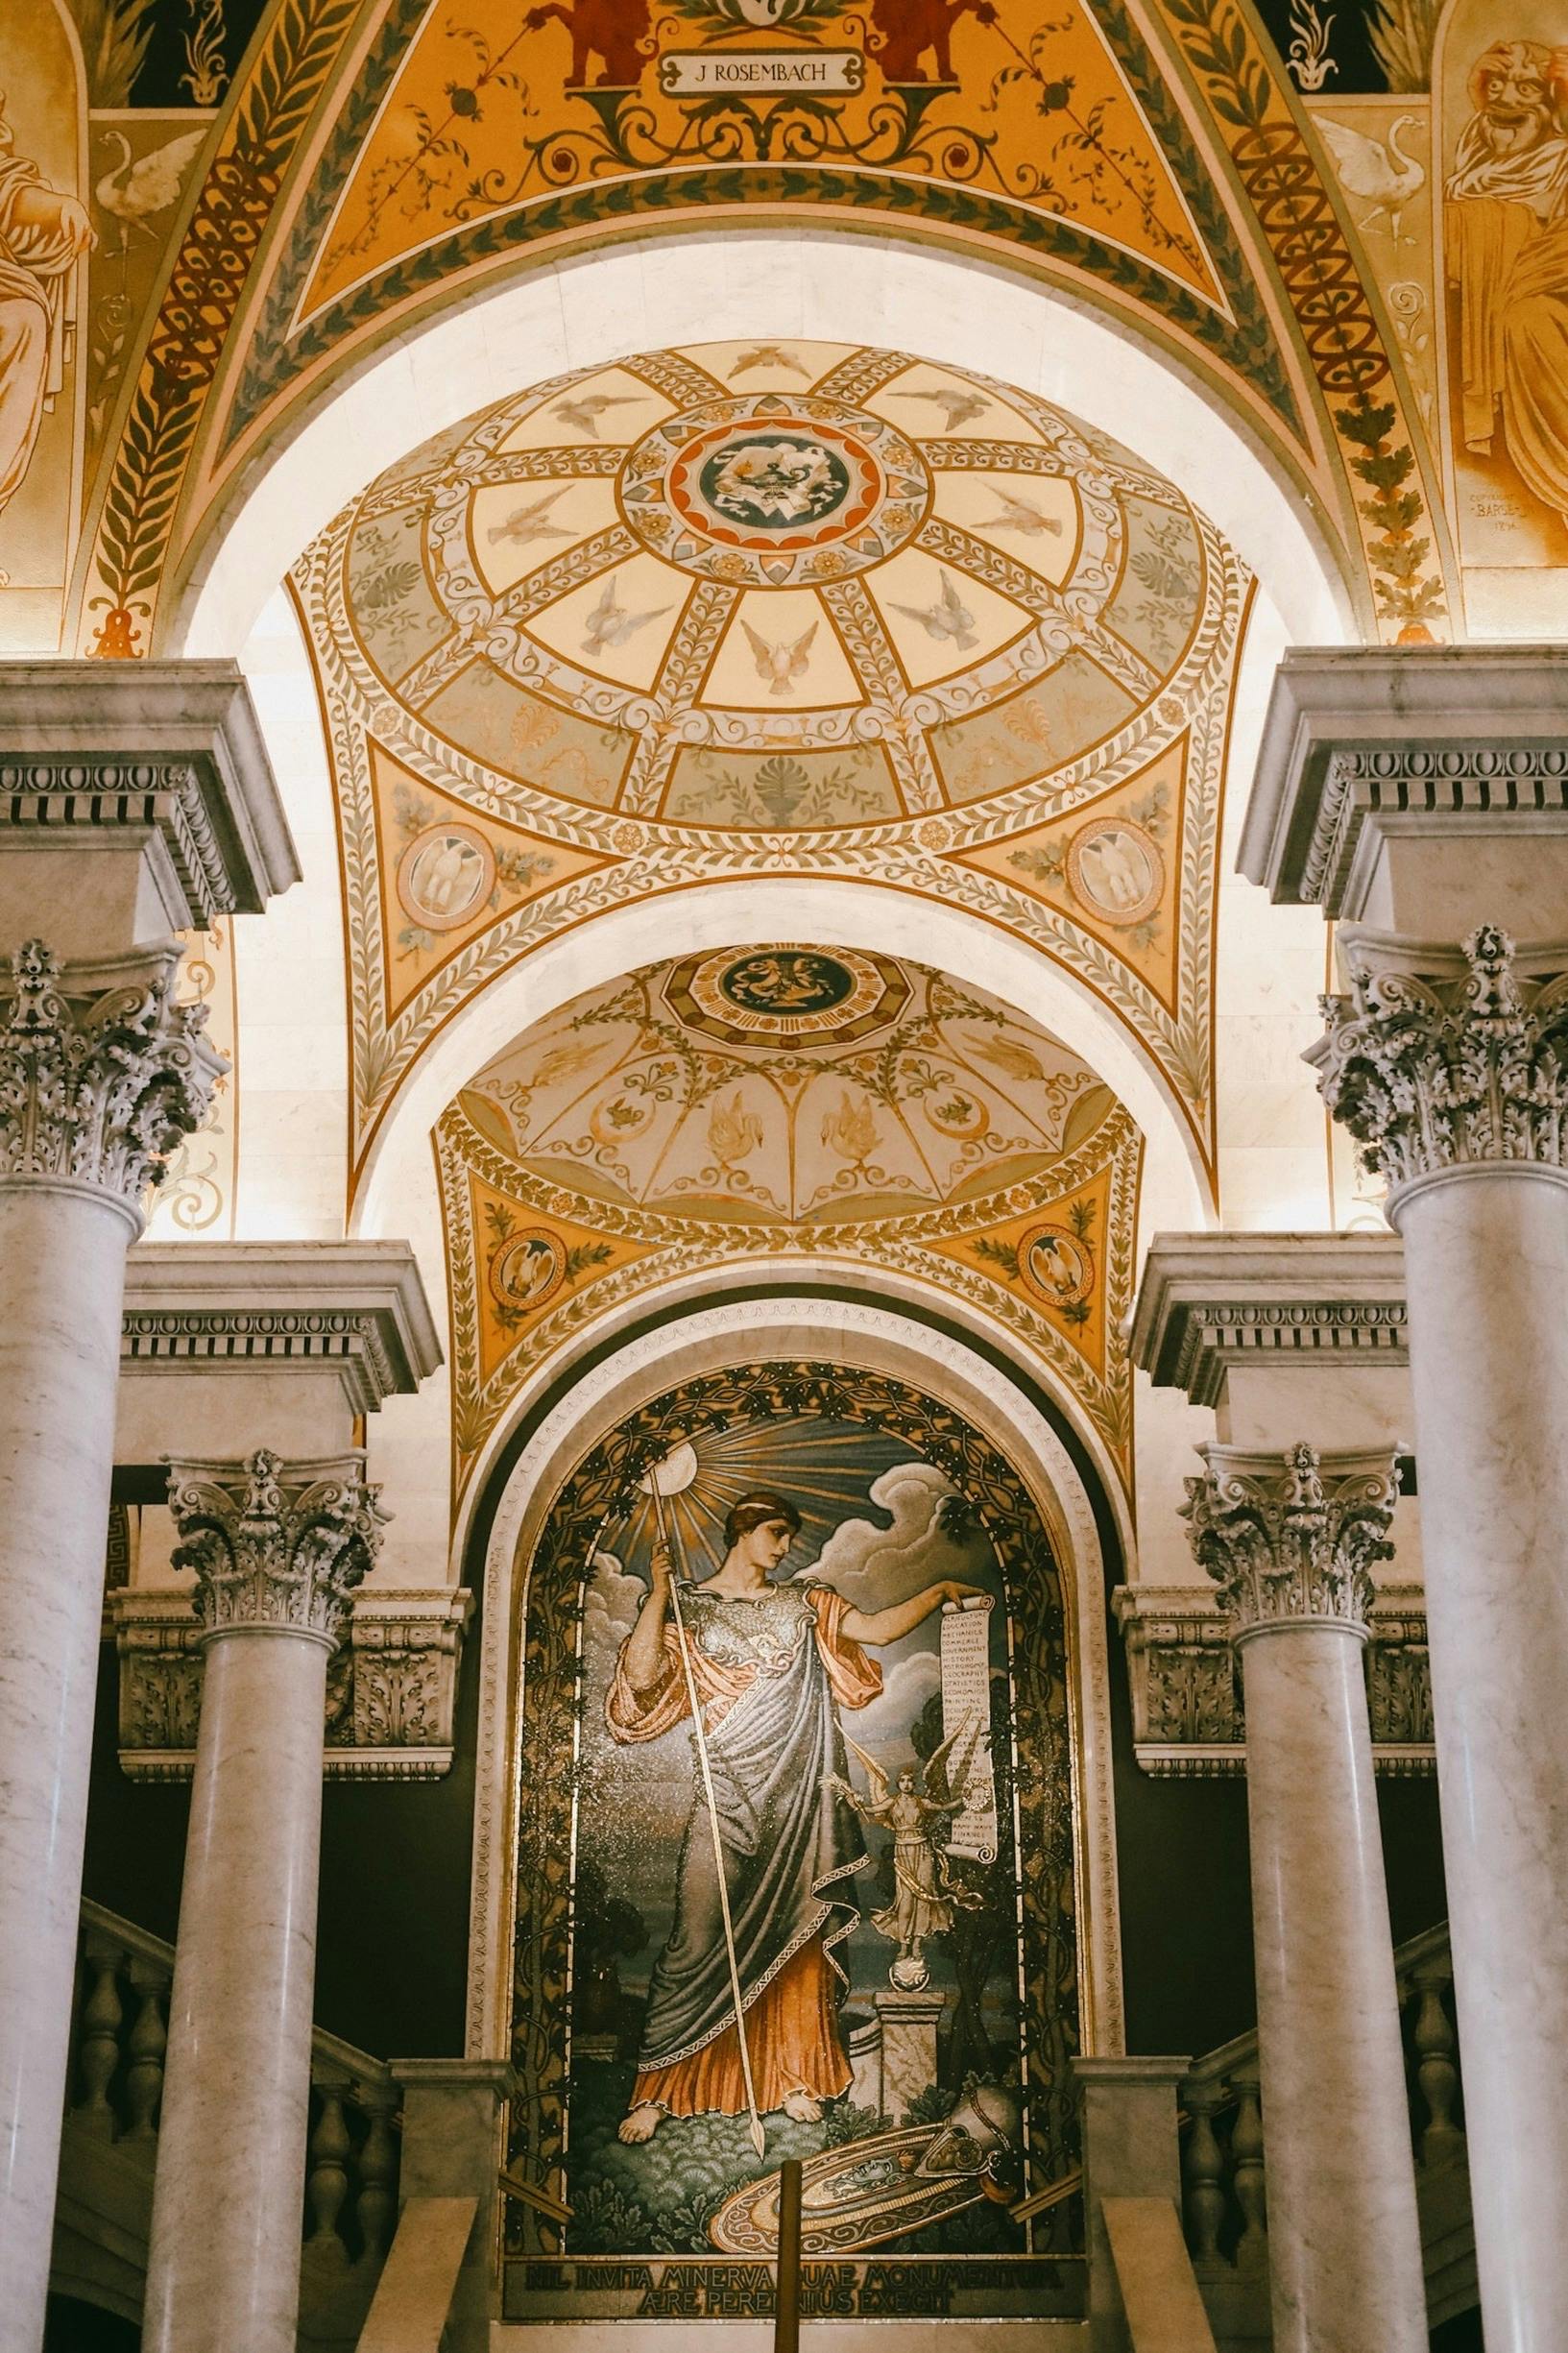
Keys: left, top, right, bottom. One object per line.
{"left": 782, "top": 2089, "right": 821, "bottom": 2123}
{"left": 618, "top": 2103, "right": 663, "bottom": 2144}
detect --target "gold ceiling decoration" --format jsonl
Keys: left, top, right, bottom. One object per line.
{"left": 436, "top": 947, "right": 1141, "bottom": 1493}
{"left": 292, "top": 337, "right": 1249, "bottom": 1176}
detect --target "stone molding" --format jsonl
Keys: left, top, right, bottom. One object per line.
{"left": 1312, "top": 925, "right": 1568, "bottom": 1206}
{"left": 112, "top": 1582, "right": 472, "bottom": 1780}
{"left": 0, "top": 660, "right": 299, "bottom": 928}
{"left": 1112, "top": 1578, "right": 1432, "bottom": 1775}
{"left": 1240, "top": 646, "right": 1568, "bottom": 918}
{"left": 1181, "top": 1441, "right": 1399, "bottom": 1642}
{"left": 122, "top": 1241, "right": 444, "bottom": 1413}
{"left": 1131, "top": 1231, "right": 1406, "bottom": 1408}
{"left": 168, "top": 1449, "right": 386, "bottom": 1645}
{"left": 0, "top": 940, "right": 225, "bottom": 1221}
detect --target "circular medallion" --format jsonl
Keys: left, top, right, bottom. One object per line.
{"left": 924, "top": 1084, "right": 989, "bottom": 1141}
{"left": 1017, "top": 1221, "right": 1095, "bottom": 1309}
{"left": 488, "top": 1229, "right": 567, "bottom": 1315}
{"left": 621, "top": 396, "right": 929, "bottom": 585}
{"left": 663, "top": 945, "right": 911, "bottom": 1047}
{"left": 396, "top": 823, "right": 495, "bottom": 931}
{"left": 1065, "top": 816, "right": 1163, "bottom": 929}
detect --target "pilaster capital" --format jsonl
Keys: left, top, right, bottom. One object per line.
{"left": 0, "top": 939, "right": 225, "bottom": 1225}
{"left": 167, "top": 1449, "right": 388, "bottom": 1646}
{"left": 1309, "top": 925, "right": 1568, "bottom": 1209}
{"left": 1181, "top": 1441, "right": 1399, "bottom": 1643}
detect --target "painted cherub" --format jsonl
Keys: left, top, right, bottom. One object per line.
{"left": 829, "top": 1721, "right": 986, "bottom": 1988}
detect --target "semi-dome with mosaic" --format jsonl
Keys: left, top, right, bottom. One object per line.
{"left": 305, "top": 338, "right": 1235, "bottom": 837}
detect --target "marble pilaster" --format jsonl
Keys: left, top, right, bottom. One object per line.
{"left": 1311, "top": 919, "right": 1568, "bottom": 2353}
{"left": 1184, "top": 1443, "right": 1426, "bottom": 2353}
{"left": 142, "top": 1451, "right": 386, "bottom": 2353}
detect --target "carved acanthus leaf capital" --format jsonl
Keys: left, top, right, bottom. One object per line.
{"left": 0, "top": 939, "right": 225, "bottom": 1217}
{"left": 1309, "top": 925, "right": 1568, "bottom": 1203}
{"left": 1181, "top": 1441, "right": 1398, "bottom": 1640}
{"left": 168, "top": 1448, "right": 388, "bottom": 1645}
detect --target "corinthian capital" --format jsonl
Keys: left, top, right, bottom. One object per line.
{"left": 0, "top": 939, "right": 225, "bottom": 1221}
{"left": 1181, "top": 1442, "right": 1398, "bottom": 1641}
{"left": 1308, "top": 924, "right": 1568, "bottom": 1204}
{"left": 168, "top": 1450, "right": 388, "bottom": 1646}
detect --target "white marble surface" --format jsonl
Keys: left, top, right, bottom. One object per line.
{"left": 0, "top": 1185, "right": 133, "bottom": 2353}
{"left": 1238, "top": 1619, "right": 1426, "bottom": 2353}
{"left": 1101, "top": 2196, "right": 1218, "bottom": 2353}
{"left": 141, "top": 1624, "right": 332, "bottom": 2353}
{"left": 1398, "top": 1165, "right": 1568, "bottom": 2351}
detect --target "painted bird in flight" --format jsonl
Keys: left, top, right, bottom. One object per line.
{"left": 487, "top": 487, "right": 575, "bottom": 546}
{"left": 742, "top": 619, "right": 818, "bottom": 695}
{"left": 552, "top": 393, "right": 641, "bottom": 438}
{"left": 893, "top": 385, "right": 991, "bottom": 430}
{"left": 728, "top": 344, "right": 808, "bottom": 378}
{"left": 982, "top": 488, "right": 1064, "bottom": 539}
{"left": 580, "top": 574, "right": 670, "bottom": 659}
{"left": 888, "top": 570, "right": 977, "bottom": 652}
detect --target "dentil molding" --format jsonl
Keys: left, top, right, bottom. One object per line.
{"left": 1131, "top": 1231, "right": 1406, "bottom": 1408}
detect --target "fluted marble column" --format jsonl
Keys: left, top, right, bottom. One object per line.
{"left": 1184, "top": 1441, "right": 1426, "bottom": 2353}
{"left": 142, "top": 1451, "right": 385, "bottom": 2353}
{"left": 1314, "top": 922, "right": 1568, "bottom": 2353}
{"left": 0, "top": 941, "right": 222, "bottom": 2353}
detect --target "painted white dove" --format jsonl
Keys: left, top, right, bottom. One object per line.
{"left": 742, "top": 618, "right": 818, "bottom": 695}
{"left": 982, "top": 488, "right": 1064, "bottom": 539}
{"left": 728, "top": 344, "right": 808, "bottom": 378}
{"left": 552, "top": 393, "right": 642, "bottom": 438}
{"left": 889, "top": 570, "right": 977, "bottom": 652}
{"left": 580, "top": 574, "right": 670, "bottom": 658}
{"left": 894, "top": 385, "right": 991, "bottom": 430}
{"left": 487, "top": 488, "right": 575, "bottom": 546}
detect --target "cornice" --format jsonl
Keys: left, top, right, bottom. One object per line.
{"left": 1130, "top": 1231, "right": 1406, "bottom": 1408}
{"left": 0, "top": 660, "right": 300, "bottom": 926}
{"left": 121, "top": 1240, "right": 444, "bottom": 1413}
{"left": 1112, "top": 1579, "right": 1432, "bottom": 1776}
{"left": 1240, "top": 646, "right": 1568, "bottom": 919}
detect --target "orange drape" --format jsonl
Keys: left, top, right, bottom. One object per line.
{"left": 631, "top": 1936, "right": 853, "bottom": 2118}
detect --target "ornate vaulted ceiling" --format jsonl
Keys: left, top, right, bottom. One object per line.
{"left": 437, "top": 945, "right": 1141, "bottom": 1489}
{"left": 295, "top": 337, "right": 1245, "bottom": 1172}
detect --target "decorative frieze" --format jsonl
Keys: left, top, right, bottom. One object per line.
{"left": 1112, "top": 1580, "right": 1433, "bottom": 1776}
{"left": 1131, "top": 1232, "right": 1406, "bottom": 1410}
{"left": 112, "top": 1583, "right": 471, "bottom": 1780}
{"left": 1181, "top": 1441, "right": 1399, "bottom": 1639}
{"left": 0, "top": 941, "right": 225, "bottom": 1218}
{"left": 1312, "top": 926, "right": 1568, "bottom": 1204}
{"left": 168, "top": 1449, "right": 386, "bottom": 1645}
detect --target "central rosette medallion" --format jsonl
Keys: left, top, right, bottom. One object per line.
{"left": 620, "top": 395, "right": 929, "bottom": 585}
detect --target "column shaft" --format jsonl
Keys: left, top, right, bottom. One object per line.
{"left": 1238, "top": 1622, "right": 1426, "bottom": 2353}
{"left": 1399, "top": 1168, "right": 1568, "bottom": 2352}
{"left": 142, "top": 1629, "right": 331, "bottom": 2353}
{"left": 0, "top": 1188, "right": 133, "bottom": 2353}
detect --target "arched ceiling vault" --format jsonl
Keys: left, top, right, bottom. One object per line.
{"left": 69, "top": 0, "right": 1457, "bottom": 664}
{"left": 293, "top": 335, "right": 1245, "bottom": 1188}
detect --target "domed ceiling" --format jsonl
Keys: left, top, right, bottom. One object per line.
{"left": 436, "top": 946, "right": 1140, "bottom": 1492}
{"left": 294, "top": 338, "right": 1248, "bottom": 1173}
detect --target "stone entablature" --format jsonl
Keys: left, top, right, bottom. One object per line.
{"left": 1112, "top": 1580, "right": 1433, "bottom": 1777}
{"left": 121, "top": 1240, "right": 444, "bottom": 1417}
{"left": 0, "top": 661, "right": 299, "bottom": 930}
{"left": 113, "top": 1582, "right": 472, "bottom": 1780}
{"left": 1130, "top": 1231, "right": 1406, "bottom": 1409}
{"left": 1240, "top": 646, "right": 1568, "bottom": 921}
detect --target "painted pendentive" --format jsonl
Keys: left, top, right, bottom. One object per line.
{"left": 504, "top": 1358, "right": 1085, "bottom": 2322}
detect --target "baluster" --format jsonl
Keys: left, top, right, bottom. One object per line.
{"left": 354, "top": 2077, "right": 400, "bottom": 2268}
{"left": 74, "top": 1933, "right": 125, "bottom": 2140}
{"left": 1411, "top": 1959, "right": 1465, "bottom": 2167}
{"left": 121, "top": 1954, "right": 170, "bottom": 2143}
{"left": 1182, "top": 2086, "right": 1228, "bottom": 2269}
{"left": 1228, "top": 2068, "right": 1267, "bottom": 2270}
{"left": 304, "top": 2076, "right": 353, "bottom": 2267}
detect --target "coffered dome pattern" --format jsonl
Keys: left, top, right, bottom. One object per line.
{"left": 294, "top": 339, "right": 1248, "bottom": 1171}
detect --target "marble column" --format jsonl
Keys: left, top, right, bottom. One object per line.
{"left": 0, "top": 942, "right": 222, "bottom": 2353}
{"left": 1313, "top": 921, "right": 1568, "bottom": 2353}
{"left": 141, "top": 1451, "right": 386, "bottom": 2353}
{"left": 1184, "top": 1441, "right": 1426, "bottom": 2353}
